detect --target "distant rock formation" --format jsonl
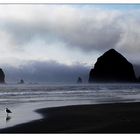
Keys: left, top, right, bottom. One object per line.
{"left": 0, "top": 68, "right": 5, "bottom": 83}
{"left": 89, "top": 49, "right": 137, "bottom": 83}
{"left": 18, "top": 79, "right": 24, "bottom": 84}
{"left": 77, "top": 77, "right": 82, "bottom": 83}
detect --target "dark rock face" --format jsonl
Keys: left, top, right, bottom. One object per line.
{"left": 138, "top": 77, "right": 140, "bottom": 82}
{"left": 19, "top": 79, "right": 24, "bottom": 84}
{"left": 0, "top": 68, "right": 5, "bottom": 83}
{"left": 89, "top": 49, "right": 136, "bottom": 83}
{"left": 77, "top": 77, "right": 82, "bottom": 83}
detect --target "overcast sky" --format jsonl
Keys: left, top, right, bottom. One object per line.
{"left": 0, "top": 4, "right": 140, "bottom": 83}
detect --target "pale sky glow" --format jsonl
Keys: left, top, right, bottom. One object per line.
{"left": 0, "top": 5, "right": 105, "bottom": 67}
{"left": 0, "top": 4, "right": 140, "bottom": 82}
{"left": 23, "top": 39, "right": 100, "bottom": 66}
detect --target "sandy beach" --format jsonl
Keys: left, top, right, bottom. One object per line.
{"left": 1, "top": 102, "right": 140, "bottom": 133}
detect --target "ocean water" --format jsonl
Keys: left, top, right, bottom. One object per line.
{"left": 0, "top": 83, "right": 140, "bottom": 129}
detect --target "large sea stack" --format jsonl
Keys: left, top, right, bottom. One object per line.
{"left": 0, "top": 68, "right": 5, "bottom": 83}
{"left": 89, "top": 49, "right": 136, "bottom": 83}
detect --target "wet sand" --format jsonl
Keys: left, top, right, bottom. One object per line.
{"left": 1, "top": 102, "right": 140, "bottom": 133}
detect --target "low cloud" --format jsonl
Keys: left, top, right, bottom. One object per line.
{"left": 3, "top": 60, "right": 90, "bottom": 83}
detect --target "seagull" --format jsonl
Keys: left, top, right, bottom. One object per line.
{"left": 6, "top": 108, "right": 12, "bottom": 116}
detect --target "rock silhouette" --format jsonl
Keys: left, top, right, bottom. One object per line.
{"left": 0, "top": 68, "right": 5, "bottom": 83}
{"left": 77, "top": 77, "right": 82, "bottom": 83}
{"left": 19, "top": 79, "right": 24, "bottom": 84}
{"left": 138, "top": 77, "right": 140, "bottom": 82}
{"left": 89, "top": 49, "right": 137, "bottom": 82}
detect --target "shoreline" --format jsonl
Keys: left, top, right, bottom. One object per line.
{"left": 1, "top": 102, "right": 140, "bottom": 133}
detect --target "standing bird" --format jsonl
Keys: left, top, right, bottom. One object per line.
{"left": 6, "top": 108, "right": 12, "bottom": 116}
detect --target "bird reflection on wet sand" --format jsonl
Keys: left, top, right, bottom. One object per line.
{"left": 6, "top": 116, "right": 11, "bottom": 123}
